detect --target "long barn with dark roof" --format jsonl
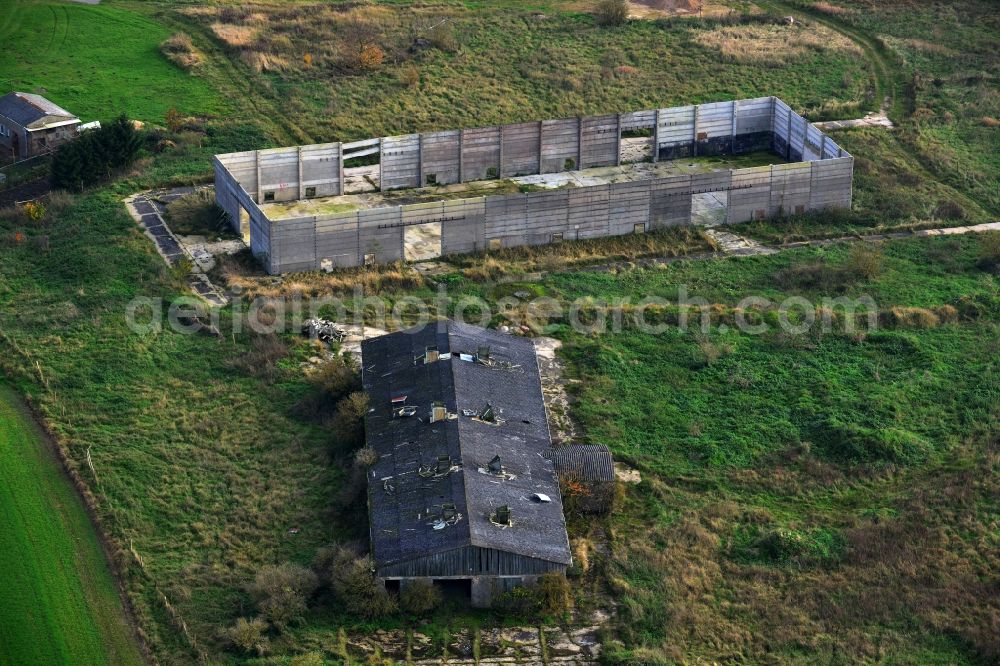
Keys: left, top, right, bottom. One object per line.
{"left": 361, "top": 321, "right": 571, "bottom": 606}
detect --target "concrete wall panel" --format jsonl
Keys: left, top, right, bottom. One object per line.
{"left": 461, "top": 126, "right": 501, "bottom": 182}
{"left": 358, "top": 208, "right": 404, "bottom": 262}
{"left": 568, "top": 185, "right": 611, "bottom": 239}
{"left": 315, "top": 211, "right": 360, "bottom": 268}
{"left": 650, "top": 174, "right": 692, "bottom": 227}
{"left": 441, "top": 197, "right": 485, "bottom": 255}
{"left": 769, "top": 162, "right": 812, "bottom": 216}
{"left": 540, "top": 118, "right": 580, "bottom": 173}
{"left": 728, "top": 166, "right": 772, "bottom": 224}
{"left": 420, "top": 130, "right": 461, "bottom": 186}
{"left": 580, "top": 114, "right": 618, "bottom": 168}
{"left": 501, "top": 122, "right": 541, "bottom": 177}
{"left": 609, "top": 180, "right": 651, "bottom": 235}
{"left": 657, "top": 105, "right": 695, "bottom": 160}
{"left": 301, "top": 143, "right": 342, "bottom": 198}
{"left": 381, "top": 134, "right": 421, "bottom": 191}
{"left": 809, "top": 157, "right": 853, "bottom": 211}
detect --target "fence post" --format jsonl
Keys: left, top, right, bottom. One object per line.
{"left": 652, "top": 108, "right": 660, "bottom": 163}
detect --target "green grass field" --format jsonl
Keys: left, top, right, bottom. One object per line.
{"left": 0, "top": 383, "right": 144, "bottom": 666}
{"left": 0, "top": 0, "right": 228, "bottom": 123}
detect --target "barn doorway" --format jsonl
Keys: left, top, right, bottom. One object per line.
{"left": 404, "top": 221, "right": 442, "bottom": 262}
{"left": 435, "top": 578, "right": 472, "bottom": 602}
{"left": 691, "top": 190, "right": 728, "bottom": 226}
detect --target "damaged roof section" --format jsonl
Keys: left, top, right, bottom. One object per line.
{"left": 361, "top": 321, "right": 572, "bottom": 573}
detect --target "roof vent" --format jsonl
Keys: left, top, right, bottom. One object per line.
{"left": 476, "top": 345, "right": 491, "bottom": 362}
{"left": 429, "top": 401, "right": 447, "bottom": 423}
{"left": 430, "top": 502, "right": 462, "bottom": 529}
{"left": 532, "top": 493, "right": 552, "bottom": 503}
{"left": 491, "top": 505, "right": 512, "bottom": 527}
{"left": 480, "top": 403, "right": 497, "bottom": 423}
{"left": 487, "top": 455, "right": 503, "bottom": 474}
{"left": 424, "top": 345, "right": 440, "bottom": 364}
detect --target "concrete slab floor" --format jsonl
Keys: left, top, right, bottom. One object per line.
{"left": 260, "top": 151, "right": 784, "bottom": 221}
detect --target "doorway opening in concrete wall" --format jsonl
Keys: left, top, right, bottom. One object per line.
{"left": 404, "top": 221, "right": 442, "bottom": 262}
{"left": 691, "top": 190, "right": 729, "bottom": 226}
{"left": 620, "top": 127, "right": 654, "bottom": 164}
{"left": 342, "top": 138, "right": 381, "bottom": 194}
{"left": 238, "top": 203, "right": 251, "bottom": 244}
{"left": 384, "top": 579, "right": 401, "bottom": 595}
{"left": 435, "top": 578, "right": 472, "bottom": 602}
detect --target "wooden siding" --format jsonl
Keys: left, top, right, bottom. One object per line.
{"left": 378, "top": 546, "right": 567, "bottom": 578}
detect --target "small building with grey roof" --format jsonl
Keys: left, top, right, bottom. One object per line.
{"left": 0, "top": 92, "right": 80, "bottom": 159}
{"left": 361, "top": 321, "right": 572, "bottom": 607}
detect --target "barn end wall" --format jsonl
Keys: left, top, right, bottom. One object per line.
{"left": 214, "top": 97, "right": 853, "bottom": 274}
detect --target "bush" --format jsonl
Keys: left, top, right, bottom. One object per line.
{"left": 817, "top": 418, "right": 929, "bottom": 464}
{"left": 977, "top": 231, "right": 1000, "bottom": 274}
{"left": 164, "top": 189, "right": 226, "bottom": 236}
{"left": 50, "top": 115, "right": 143, "bottom": 192}
{"left": 427, "top": 22, "right": 457, "bottom": 51}
{"left": 248, "top": 563, "right": 319, "bottom": 632}
{"left": 331, "top": 391, "right": 369, "bottom": 448}
{"left": 398, "top": 65, "right": 420, "bottom": 88}
{"left": 535, "top": 573, "right": 573, "bottom": 616}
{"left": 223, "top": 617, "right": 269, "bottom": 656}
{"left": 595, "top": 0, "right": 629, "bottom": 27}
{"left": 160, "top": 32, "right": 203, "bottom": 69}
{"left": 229, "top": 334, "right": 289, "bottom": 382}
{"left": 324, "top": 545, "right": 398, "bottom": 619}
{"left": 399, "top": 579, "right": 442, "bottom": 614}
{"left": 307, "top": 356, "right": 360, "bottom": 404}
{"left": 846, "top": 243, "right": 884, "bottom": 280}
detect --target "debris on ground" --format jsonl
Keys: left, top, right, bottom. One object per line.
{"left": 301, "top": 318, "right": 346, "bottom": 343}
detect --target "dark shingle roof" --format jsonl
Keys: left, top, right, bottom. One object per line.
{"left": 0, "top": 92, "right": 77, "bottom": 129}
{"left": 361, "top": 321, "right": 572, "bottom": 568}
{"left": 550, "top": 444, "right": 615, "bottom": 482}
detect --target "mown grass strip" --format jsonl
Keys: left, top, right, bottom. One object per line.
{"left": 0, "top": 383, "right": 144, "bottom": 666}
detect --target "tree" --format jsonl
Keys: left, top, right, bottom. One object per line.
{"left": 595, "top": 0, "right": 629, "bottom": 26}
{"left": 248, "top": 564, "right": 319, "bottom": 632}
{"left": 223, "top": 617, "right": 269, "bottom": 656}
{"left": 400, "top": 579, "right": 442, "bottom": 615}
{"left": 323, "top": 545, "right": 397, "bottom": 619}
{"left": 49, "top": 114, "right": 143, "bottom": 192}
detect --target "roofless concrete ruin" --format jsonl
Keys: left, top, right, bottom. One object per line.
{"left": 213, "top": 97, "right": 852, "bottom": 274}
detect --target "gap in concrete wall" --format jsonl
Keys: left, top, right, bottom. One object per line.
{"left": 691, "top": 190, "right": 729, "bottom": 226}
{"left": 620, "top": 128, "right": 653, "bottom": 164}
{"left": 404, "top": 221, "right": 443, "bottom": 262}
{"left": 238, "top": 203, "right": 251, "bottom": 244}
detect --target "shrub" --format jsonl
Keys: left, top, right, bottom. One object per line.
{"left": 248, "top": 564, "right": 319, "bottom": 632}
{"left": 846, "top": 243, "right": 884, "bottom": 280}
{"left": 324, "top": 546, "right": 398, "bottom": 619}
{"left": 164, "top": 189, "right": 226, "bottom": 236}
{"left": 223, "top": 617, "right": 269, "bottom": 656}
{"left": 817, "top": 419, "right": 929, "bottom": 464}
{"left": 229, "top": 334, "right": 289, "bottom": 381}
{"left": 595, "top": 0, "right": 629, "bottom": 27}
{"left": 399, "top": 579, "right": 442, "bottom": 614}
{"left": 427, "top": 22, "right": 457, "bottom": 51}
{"left": 535, "top": 573, "right": 572, "bottom": 616}
{"left": 307, "top": 356, "right": 360, "bottom": 404}
{"left": 933, "top": 200, "right": 965, "bottom": 220}
{"left": 398, "top": 65, "right": 420, "bottom": 88}
{"left": 886, "top": 306, "right": 940, "bottom": 329}
{"left": 331, "top": 391, "right": 369, "bottom": 448}
{"left": 976, "top": 231, "right": 1000, "bottom": 274}
{"left": 160, "top": 32, "right": 203, "bottom": 69}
